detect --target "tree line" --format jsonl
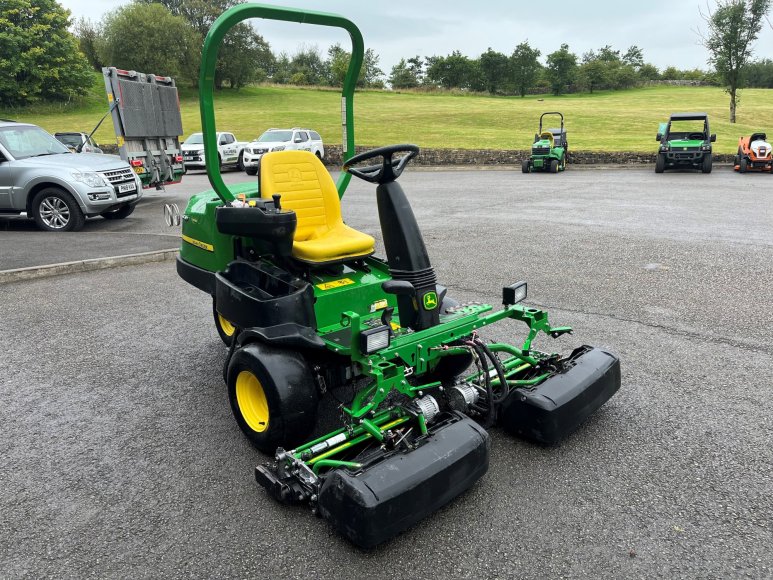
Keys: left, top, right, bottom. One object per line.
{"left": 1, "top": 0, "right": 771, "bottom": 121}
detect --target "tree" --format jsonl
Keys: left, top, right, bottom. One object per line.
{"left": 361, "top": 48, "right": 384, "bottom": 88}
{"left": 578, "top": 60, "right": 609, "bottom": 93}
{"left": 136, "top": 0, "right": 272, "bottom": 89}
{"left": 100, "top": 4, "right": 200, "bottom": 85}
{"left": 700, "top": 0, "right": 772, "bottom": 122}
{"left": 425, "top": 51, "right": 476, "bottom": 89}
{"left": 545, "top": 44, "right": 578, "bottom": 95}
{"left": 289, "top": 46, "right": 328, "bottom": 85}
{"left": 478, "top": 48, "right": 509, "bottom": 94}
{"left": 622, "top": 45, "right": 645, "bottom": 69}
{"left": 407, "top": 56, "right": 424, "bottom": 85}
{"left": 73, "top": 17, "right": 103, "bottom": 72}
{"left": 0, "top": 0, "right": 92, "bottom": 106}
{"left": 638, "top": 63, "right": 661, "bottom": 81}
{"left": 389, "top": 59, "right": 416, "bottom": 89}
{"left": 509, "top": 41, "right": 541, "bottom": 97}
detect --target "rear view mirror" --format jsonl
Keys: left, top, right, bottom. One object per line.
{"left": 656, "top": 133, "right": 662, "bottom": 141}
{"left": 710, "top": 134, "right": 717, "bottom": 142}
{"left": 534, "top": 133, "right": 539, "bottom": 142}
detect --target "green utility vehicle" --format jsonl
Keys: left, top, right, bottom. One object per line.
{"left": 655, "top": 113, "right": 716, "bottom": 173}
{"left": 522, "top": 112, "right": 568, "bottom": 173}
{"left": 177, "top": 3, "right": 620, "bottom": 549}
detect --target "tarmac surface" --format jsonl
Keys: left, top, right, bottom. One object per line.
{"left": 1, "top": 165, "right": 772, "bottom": 578}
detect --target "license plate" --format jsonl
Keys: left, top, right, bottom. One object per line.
{"left": 118, "top": 182, "right": 137, "bottom": 193}
{"left": 133, "top": 167, "right": 145, "bottom": 174}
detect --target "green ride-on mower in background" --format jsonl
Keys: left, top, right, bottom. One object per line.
{"left": 522, "top": 112, "right": 568, "bottom": 173}
{"left": 176, "top": 4, "right": 621, "bottom": 549}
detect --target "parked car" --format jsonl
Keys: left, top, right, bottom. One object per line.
{"left": 0, "top": 121, "right": 142, "bottom": 231}
{"left": 54, "top": 132, "right": 103, "bottom": 154}
{"left": 242, "top": 128, "right": 324, "bottom": 175}
{"left": 181, "top": 131, "right": 247, "bottom": 171}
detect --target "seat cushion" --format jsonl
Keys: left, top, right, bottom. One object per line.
{"left": 292, "top": 222, "right": 374, "bottom": 264}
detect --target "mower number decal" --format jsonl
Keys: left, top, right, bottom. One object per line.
{"left": 370, "top": 299, "right": 389, "bottom": 312}
{"left": 423, "top": 291, "right": 438, "bottom": 310}
{"left": 316, "top": 278, "right": 355, "bottom": 291}
{"left": 182, "top": 234, "right": 214, "bottom": 252}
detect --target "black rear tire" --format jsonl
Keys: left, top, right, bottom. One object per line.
{"left": 213, "top": 299, "right": 236, "bottom": 346}
{"left": 101, "top": 203, "right": 136, "bottom": 220}
{"left": 655, "top": 153, "right": 665, "bottom": 173}
{"left": 702, "top": 153, "right": 713, "bottom": 174}
{"left": 31, "top": 187, "right": 85, "bottom": 232}
{"left": 521, "top": 159, "right": 530, "bottom": 173}
{"left": 226, "top": 342, "right": 318, "bottom": 453}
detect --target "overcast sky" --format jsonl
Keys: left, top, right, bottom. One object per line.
{"left": 59, "top": 0, "right": 773, "bottom": 73}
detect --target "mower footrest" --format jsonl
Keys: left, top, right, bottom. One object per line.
{"left": 499, "top": 346, "right": 620, "bottom": 444}
{"left": 317, "top": 413, "right": 490, "bottom": 549}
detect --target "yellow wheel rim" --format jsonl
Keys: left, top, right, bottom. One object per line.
{"left": 236, "top": 371, "right": 269, "bottom": 433}
{"left": 218, "top": 313, "right": 235, "bottom": 337}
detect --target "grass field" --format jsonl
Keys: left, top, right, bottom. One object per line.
{"left": 3, "top": 75, "right": 772, "bottom": 154}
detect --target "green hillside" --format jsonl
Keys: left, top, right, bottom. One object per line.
{"left": 2, "top": 75, "right": 770, "bottom": 154}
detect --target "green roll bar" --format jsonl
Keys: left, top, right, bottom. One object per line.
{"left": 199, "top": 3, "right": 364, "bottom": 203}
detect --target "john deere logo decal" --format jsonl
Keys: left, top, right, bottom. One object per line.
{"left": 423, "top": 291, "right": 438, "bottom": 310}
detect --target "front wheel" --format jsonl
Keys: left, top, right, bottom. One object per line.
{"left": 213, "top": 299, "right": 236, "bottom": 346}
{"left": 237, "top": 151, "right": 245, "bottom": 172}
{"left": 702, "top": 154, "right": 713, "bottom": 174}
{"left": 549, "top": 159, "right": 559, "bottom": 173}
{"left": 226, "top": 342, "right": 318, "bottom": 453}
{"left": 101, "top": 204, "right": 136, "bottom": 220}
{"left": 655, "top": 154, "right": 665, "bottom": 173}
{"left": 245, "top": 167, "right": 258, "bottom": 176}
{"left": 521, "top": 159, "right": 530, "bottom": 173}
{"left": 31, "top": 187, "right": 85, "bottom": 232}
{"left": 739, "top": 157, "right": 748, "bottom": 173}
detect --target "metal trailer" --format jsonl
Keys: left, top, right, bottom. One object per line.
{"left": 102, "top": 67, "right": 185, "bottom": 190}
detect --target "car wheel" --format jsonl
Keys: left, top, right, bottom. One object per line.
{"left": 702, "top": 153, "right": 713, "bottom": 174}
{"left": 245, "top": 167, "right": 258, "bottom": 176}
{"left": 101, "top": 204, "right": 136, "bottom": 220}
{"left": 655, "top": 153, "right": 665, "bottom": 173}
{"left": 31, "top": 187, "right": 85, "bottom": 232}
{"left": 237, "top": 151, "right": 245, "bottom": 172}
{"left": 226, "top": 342, "right": 318, "bottom": 453}
{"left": 739, "top": 156, "right": 748, "bottom": 173}
{"left": 521, "top": 159, "right": 530, "bottom": 173}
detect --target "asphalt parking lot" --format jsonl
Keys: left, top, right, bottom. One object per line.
{"left": 1, "top": 165, "right": 772, "bottom": 578}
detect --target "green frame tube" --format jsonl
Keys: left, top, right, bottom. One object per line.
{"left": 199, "top": 3, "right": 364, "bottom": 203}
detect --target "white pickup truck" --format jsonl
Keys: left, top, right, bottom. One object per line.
{"left": 242, "top": 128, "right": 324, "bottom": 175}
{"left": 181, "top": 131, "right": 248, "bottom": 171}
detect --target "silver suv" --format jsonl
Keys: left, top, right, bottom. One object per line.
{"left": 0, "top": 121, "right": 142, "bottom": 231}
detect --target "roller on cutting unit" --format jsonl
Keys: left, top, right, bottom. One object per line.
{"left": 175, "top": 2, "right": 621, "bottom": 548}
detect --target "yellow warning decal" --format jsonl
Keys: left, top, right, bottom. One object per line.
{"left": 370, "top": 299, "right": 389, "bottom": 313}
{"left": 316, "top": 278, "right": 355, "bottom": 291}
{"left": 116, "top": 136, "right": 124, "bottom": 147}
{"left": 182, "top": 234, "right": 214, "bottom": 252}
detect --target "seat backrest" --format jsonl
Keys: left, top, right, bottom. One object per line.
{"left": 259, "top": 150, "right": 342, "bottom": 241}
{"left": 540, "top": 131, "right": 555, "bottom": 148}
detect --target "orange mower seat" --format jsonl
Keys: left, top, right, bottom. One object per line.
{"left": 259, "top": 150, "right": 375, "bottom": 265}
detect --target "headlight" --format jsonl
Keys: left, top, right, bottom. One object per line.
{"left": 360, "top": 325, "right": 391, "bottom": 354}
{"left": 502, "top": 281, "right": 528, "bottom": 306}
{"left": 272, "top": 145, "right": 286, "bottom": 152}
{"left": 71, "top": 171, "right": 108, "bottom": 188}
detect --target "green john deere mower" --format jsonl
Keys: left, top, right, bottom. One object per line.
{"left": 177, "top": 4, "right": 621, "bottom": 549}
{"left": 522, "top": 112, "right": 568, "bottom": 173}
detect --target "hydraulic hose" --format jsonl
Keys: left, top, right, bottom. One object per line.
{"left": 466, "top": 340, "right": 496, "bottom": 428}
{"left": 475, "top": 339, "right": 510, "bottom": 405}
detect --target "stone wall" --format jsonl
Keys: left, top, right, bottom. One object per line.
{"left": 321, "top": 145, "right": 734, "bottom": 166}
{"left": 99, "top": 142, "right": 733, "bottom": 166}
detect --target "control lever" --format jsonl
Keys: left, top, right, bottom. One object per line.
{"left": 272, "top": 194, "right": 282, "bottom": 210}
{"left": 381, "top": 280, "right": 415, "bottom": 297}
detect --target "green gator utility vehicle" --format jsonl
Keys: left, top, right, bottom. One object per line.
{"left": 655, "top": 113, "right": 716, "bottom": 173}
{"left": 522, "top": 112, "right": 568, "bottom": 173}
{"left": 176, "top": 3, "right": 621, "bottom": 549}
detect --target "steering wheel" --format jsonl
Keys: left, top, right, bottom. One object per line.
{"left": 688, "top": 132, "right": 705, "bottom": 141}
{"left": 343, "top": 144, "right": 420, "bottom": 184}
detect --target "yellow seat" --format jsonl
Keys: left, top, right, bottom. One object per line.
{"left": 540, "top": 132, "right": 555, "bottom": 148}
{"left": 259, "top": 150, "right": 375, "bottom": 264}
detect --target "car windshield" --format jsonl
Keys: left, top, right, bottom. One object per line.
{"left": 0, "top": 125, "right": 70, "bottom": 160}
{"left": 55, "top": 134, "right": 83, "bottom": 148}
{"left": 184, "top": 133, "right": 204, "bottom": 144}
{"left": 257, "top": 130, "right": 292, "bottom": 143}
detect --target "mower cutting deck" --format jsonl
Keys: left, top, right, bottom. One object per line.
{"left": 176, "top": 3, "right": 621, "bottom": 549}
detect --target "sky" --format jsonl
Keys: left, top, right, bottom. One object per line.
{"left": 60, "top": 0, "right": 773, "bottom": 73}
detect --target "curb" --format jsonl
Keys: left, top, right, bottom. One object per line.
{"left": 0, "top": 248, "right": 179, "bottom": 285}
